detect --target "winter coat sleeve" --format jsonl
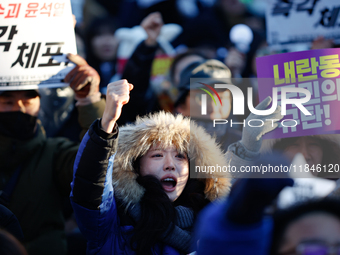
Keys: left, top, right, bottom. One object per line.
{"left": 122, "top": 40, "right": 158, "bottom": 95}
{"left": 118, "top": 40, "right": 160, "bottom": 125}
{"left": 77, "top": 97, "right": 106, "bottom": 140}
{"left": 52, "top": 98, "right": 106, "bottom": 196}
{"left": 70, "top": 119, "right": 120, "bottom": 250}
{"left": 0, "top": 204, "right": 24, "bottom": 242}
{"left": 224, "top": 141, "right": 260, "bottom": 174}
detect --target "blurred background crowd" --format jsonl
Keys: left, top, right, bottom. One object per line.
{"left": 2, "top": 0, "right": 340, "bottom": 254}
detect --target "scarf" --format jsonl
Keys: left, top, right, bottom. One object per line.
{"left": 128, "top": 203, "right": 194, "bottom": 252}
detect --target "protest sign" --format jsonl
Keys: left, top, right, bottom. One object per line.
{"left": 277, "top": 153, "right": 336, "bottom": 209}
{"left": 0, "top": 0, "right": 77, "bottom": 90}
{"left": 256, "top": 48, "right": 340, "bottom": 139}
{"left": 266, "top": 0, "right": 340, "bottom": 50}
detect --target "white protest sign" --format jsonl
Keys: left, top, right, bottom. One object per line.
{"left": 266, "top": 0, "right": 340, "bottom": 50}
{"left": 277, "top": 153, "right": 337, "bottom": 209}
{"left": 0, "top": 0, "right": 77, "bottom": 90}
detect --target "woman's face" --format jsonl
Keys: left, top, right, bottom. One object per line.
{"left": 283, "top": 137, "right": 323, "bottom": 167}
{"left": 139, "top": 144, "right": 189, "bottom": 202}
{"left": 91, "top": 33, "right": 119, "bottom": 62}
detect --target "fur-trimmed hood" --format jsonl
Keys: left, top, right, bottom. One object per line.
{"left": 111, "top": 111, "right": 231, "bottom": 207}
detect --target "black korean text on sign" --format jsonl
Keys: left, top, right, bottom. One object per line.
{"left": 11, "top": 42, "right": 68, "bottom": 68}
{"left": 38, "top": 42, "right": 67, "bottom": 67}
{"left": 11, "top": 43, "right": 41, "bottom": 68}
{"left": 315, "top": 6, "right": 340, "bottom": 28}
{"left": 272, "top": 0, "right": 320, "bottom": 17}
{"left": 296, "top": 0, "right": 320, "bottom": 15}
{"left": 0, "top": 26, "right": 18, "bottom": 52}
{"left": 272, "top": 0, "right": 294, "bottom": 17}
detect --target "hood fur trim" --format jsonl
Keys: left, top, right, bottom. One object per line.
{"left": 112, "top": 111, "right": 231, "bottom": 207}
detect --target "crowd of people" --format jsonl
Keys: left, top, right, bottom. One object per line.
{"left": 1, "top": 0, "right": 340, "bottom": 254}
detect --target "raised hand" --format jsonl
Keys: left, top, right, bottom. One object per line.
{"left": 241, "top": 96, "right": 283, "bottom": 153}
{"left": 141, "top": 12, "right": 164, "bottom": 46}
{"left": 64, "top": 53, "right": 100, "bottom": 99}
{"left": 101, "top": 80, "right": 133, "bottom": 133}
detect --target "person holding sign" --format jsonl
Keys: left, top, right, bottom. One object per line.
{"left": 0, "top": 53, "right": 105, "bottom": 255}
{"left": 70, "top": 80, "right": 231, "bottom": 255}
{"left": 250, "top": 48, "right": 340, "bottom": 179}
{"left": 225, "top": 95, "right": 340, "bottom": 180}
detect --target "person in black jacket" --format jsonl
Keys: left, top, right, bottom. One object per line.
{"left": 118, "top": 12, "right": 164, "bottom": 125}
{"left": 0, "top": 54, "right": 105, "bottom": 255}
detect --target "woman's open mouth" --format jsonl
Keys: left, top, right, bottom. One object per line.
{"left": 160, "top": 176, "right": 177, "bottom": 192}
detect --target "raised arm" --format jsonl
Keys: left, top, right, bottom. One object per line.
{"left": 53, "top": 54, "right": 107, "bottom": 195}
{"left": 70, "top": 80, "right": 132, "bottom": 242}
{"left": 119, "top": 12, "right": 163, "bottom": 125}
{"left": 63, "top": 53, "right": 106, "bottom": 140}
{"left": 225, "top": 96, "right": 283, "bottom": 173}
{"left": 101, "top": 80, "right": 133, "bottom": 132}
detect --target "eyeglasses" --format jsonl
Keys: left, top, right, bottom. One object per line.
{"left": 281, "top": 241, "right": 340, "bottom": 255}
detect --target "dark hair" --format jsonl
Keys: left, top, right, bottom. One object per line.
{"left": 174, "top": 90, "right": 189, "bottom": 108}
{"left": 169, "top": 50, "right": 207, "bottom": 86}
{"left": 130, "top": 158, "right": 209, "bottom": 255}
{"left": 85, "top": 16, "right": 118, "bottom": 44}
{"left": 84, "top": 16, "right": 118, "bottom": 70}
{"left": 0, "top": 229, "right": 28, "bottom": 255}
{"left": 271, "top": 197, "right": 340, "bottom": 255}
{"left": 0, "top": 90, "right": 40, "bottom": 98}
{"left": 273, "top": 136, "right": 340, "bottom": 167}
